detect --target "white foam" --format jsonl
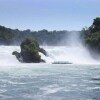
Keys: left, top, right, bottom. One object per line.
{"left": 40, "top": 85, "right": 64, "bottom": 95}
{"left": 41, "top": 46, "right": 99, "bottom": 64}
{"left": 0, "top": 32, "right": 100, "bottom": 66}
{"left": 41, "top": 32, "right": 100, "bottom": 64}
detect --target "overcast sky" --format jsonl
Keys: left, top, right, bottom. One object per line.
{"left": 0, "top": 0, "right": 100, "bottom": 31}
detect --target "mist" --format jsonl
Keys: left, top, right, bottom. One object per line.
{"left": 41, "top": 31, "right": 100, "bottom": 64}
{"left": 0, "top": 31, "right": 100, "bottom": 65}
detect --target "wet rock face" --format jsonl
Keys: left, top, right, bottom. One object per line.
{"left": 20, "top": 38, "right": 41, "bottom": 63}
{"left": 12, "top": 51, "right": 23, "bottom": 62}
{"left": 39, "top": 48, "right": 48, "bottom": 56}
{"left": 12, "top": 38, "right": 47, "bottom": 63}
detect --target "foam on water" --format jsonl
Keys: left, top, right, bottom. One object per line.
{"left": 40, "top": 32, "right": 100, "bottom": 64}
{"left": 0, "top": 46, "right": 20, "bottom": 66}
{"left": 41, "top": 46, "right": 99, "bottom": 64}
{"left": 0, "top": 32, "right": 99, "bottom": 66}
{"left": 0, "top": 64, "right": 99, "bottom": 100}
{"left": 0, "top": 44, "right": 99, "bottom": 66}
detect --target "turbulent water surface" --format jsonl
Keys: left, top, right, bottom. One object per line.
{"left": 0, "top": 64, "right": 100, "bottom": 100}
{"left": 0, "top": 46, "right": 100, "bottom": 100}
{"left": 0, "top": 32, "right": 100, "bottom": 100}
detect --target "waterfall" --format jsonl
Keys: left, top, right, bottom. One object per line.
{"left": 41, "top": 32, "right": 99, "bottom": 64}
{"left": 0, "top": 32, "right": 99, "bottom": 65}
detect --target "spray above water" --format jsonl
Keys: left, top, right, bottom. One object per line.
{"left": 67, "top": 31, "right": 82, "bottom": 46}
{"left": 42, "top": 32, "right": 99, "bottom": 64}
{"left": 0, "top": 32, "right": 99, "bottom": 66}
{"left": 0, "top": 46, "right": 21, "bottom": 66}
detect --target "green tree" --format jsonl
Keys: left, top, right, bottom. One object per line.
{"left": 90, "top": 17, "right": 100, "bottom": 33}
{"left": 21, "top": 38, "right": 41, "bottom": 63}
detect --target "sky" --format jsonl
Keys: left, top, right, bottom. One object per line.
{"left": 0, "top": 0, "right": 100, "bottom": 31}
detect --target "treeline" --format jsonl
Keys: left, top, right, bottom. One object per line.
{"left": 0, "top": 26, "right": 71, "bottom": 45}
{"left": 1, "top": 17, "right": 100, "bottom": 48}
{"left": 82, "top": 17, "right": 100, "bottom": 53}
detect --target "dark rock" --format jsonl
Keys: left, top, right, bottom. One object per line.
{"left": 39, "top": 48, "right": 48, "bottom": 56}
{"left": 20, "top": 38, "right": 41, "bottom": 63}
{"left": 41, "top": 59, "right": 46, "bottom": 63}
{"left": 12, "top": 38, "right": 47, "bottom": 63}
{"left": 12, "top": 51, "right": 23, "bottom": 62}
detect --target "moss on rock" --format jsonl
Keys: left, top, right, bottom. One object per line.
{"left": 20, "top": 38, "right": 41, "bottom": 63}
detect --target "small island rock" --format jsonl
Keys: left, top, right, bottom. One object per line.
{"left": 12, "top": 38, "right": 47, "bottom": 63}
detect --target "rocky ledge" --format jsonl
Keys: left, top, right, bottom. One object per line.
{"left": 12, "top": 38, "right": 47, "bottom": 63}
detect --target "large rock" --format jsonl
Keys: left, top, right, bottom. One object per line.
{"left": 20, "top": 38, "right": 41, "bottom": 63}
{"left": 12, "top": 38, "right": 47, "bottom": 63}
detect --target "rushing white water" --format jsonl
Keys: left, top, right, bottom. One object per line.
{"left": 0, "top": 32, "right": 99, "bottom": 65}
{"left": 0, "top": 46, "right": 20, "bottom": 66}
{"left": 41, "top": 32, "right": 99, "bottom": 64}
{"left": 41, "top": 46, "right": 99, "bottom": 64}
{"left": 0, "top": 33, "right": 100, "bottom": 100}
{"left": 0, "top": 64, "right": 100, "bottom": 100}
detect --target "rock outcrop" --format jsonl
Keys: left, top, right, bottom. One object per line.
{"left": 12, "top": 51, "right": 23, "bottom": 62}
{"left": 12, "top": 38, "right": 47, "bottom": 63}
{"left": 39, "top": 48, "right": 48, "bottom": 56}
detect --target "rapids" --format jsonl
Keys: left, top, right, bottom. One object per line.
{"left": 0, "top": 32, "right": 99, "bottom": 65}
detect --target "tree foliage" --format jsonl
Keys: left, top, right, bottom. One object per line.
{"left": 21, "top": 38, "right": 41, "bottom": 63}
{"left": 0, "top": 25, "right": 68, "bottom": 45}
{"left": 83, "top": 17, "right": 100, "bottom": 52}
